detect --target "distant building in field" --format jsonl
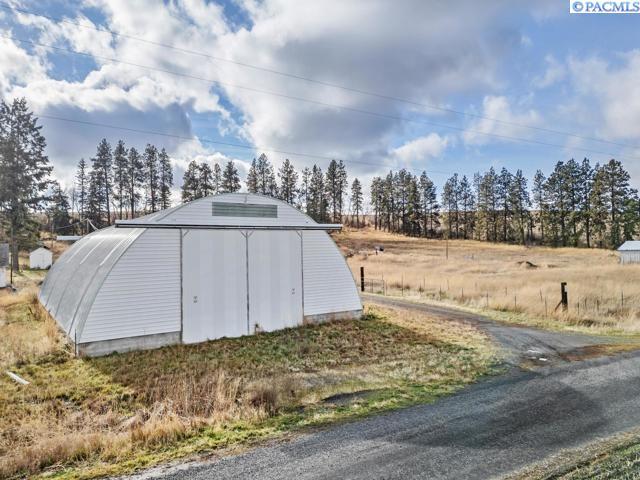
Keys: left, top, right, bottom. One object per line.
{"left": 30, "top": 247, "right": 53, "bottom": 270}
{"left": 617, "top": 241, "right": 640, "bottom": 264}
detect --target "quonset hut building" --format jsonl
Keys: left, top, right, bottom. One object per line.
{"left": 39, "top": 193, "right": 362, "bottom": 356}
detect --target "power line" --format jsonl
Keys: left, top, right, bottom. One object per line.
{"left": 35, "top": 112, "right": 456, "bottom": 177}
{"left": 1, "top": 1, "right": 637, "bottom": 151}
{"left": 4, "top": 34, "right": 638, "bottom": 163}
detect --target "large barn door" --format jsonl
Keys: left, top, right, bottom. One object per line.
{"left": 248, "top": 230, "right": 303, "bottom": 332}
{"left": 182, "top": 230, "right": 248, "bottom": 343}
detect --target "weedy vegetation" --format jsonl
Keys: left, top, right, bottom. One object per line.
{"left": 338, "top": 228, "right": 640, "bottom": 335}
{"left": 0, "top": 272, "right": 497, "bottom": 479}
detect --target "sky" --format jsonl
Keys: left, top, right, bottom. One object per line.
{"left": 1, "top": 0, "right": 640, "bottom": 204}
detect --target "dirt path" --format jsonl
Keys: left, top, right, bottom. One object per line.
{"left": 130, "top": 296, "right": 640, "bottom": 480}
{"left": 363, "top": 293, "right": 622, "bottom": 367}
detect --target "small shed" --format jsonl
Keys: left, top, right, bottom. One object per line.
{"left": 617, "top": 241, "right": 640, "bottom": 264}
{"left": 39, "top": 193, "right": 362, "bottom": 357}
{"left": 0, "top": 243, "right": 7, "bottom": 288}
{"left": 30, "top": 247, "right": 53, "bottom": 270}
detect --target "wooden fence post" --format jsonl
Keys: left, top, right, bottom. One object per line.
{"left": 360, "top": 266, "right": 365, "bottom": 292}
{"left": 561, "top": 282, "right": 568, "bottom": 311}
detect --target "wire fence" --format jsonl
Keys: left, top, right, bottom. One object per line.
{"left": 358, "top": 267, "right": 634, "bottom": 323}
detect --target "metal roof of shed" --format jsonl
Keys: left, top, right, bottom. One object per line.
{"left": 618, "top": 241, "right": 640, "bottom": 251}
{"left": 115, "top": 193, "right": 342, "bottom": 230}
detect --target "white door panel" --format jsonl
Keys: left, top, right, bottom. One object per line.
{"left": 248, "top": 231, "right": 303, "bottom": 332}
{"left": 182, "top": 230, "right": 247, "bottom": 343}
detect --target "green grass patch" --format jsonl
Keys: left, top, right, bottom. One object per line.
{"left": 0, "top": 293, "right": 498, "bottom": 479}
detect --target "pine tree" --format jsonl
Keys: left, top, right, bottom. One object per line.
{"left": 562, "top": 159, "right": 582, "bottom": 246}
{"left": 246, "top": 158, "right": 258, "bottom": 194}
{"left": 86, "top": 168, "right": 105, "bottom": 228}
{"left": 497, "top": 168, "right": 512, "bottom": 242}
{"left": 477, "top": 168, "right": 498, "bottom": 241}
{"left": 93, "top": 138, "right": 113, "bottom": 224}
{"left": 299, "top": 167, "right": 311, "bottom": 212}
{"left": 442, "top": 174, "right": 459, "bottom": 239}
{"left": 600, "top": 159, "right": 633, "bottom": 247}
{"left": 532, "top": 170, "right": 546, "bottom": 244}
{"left": 112, "top": 140, "right": 128, "bottom": 220}
{"left": 590, "top": 166, "right": 608, "bottom": 248}
{"left": 212, "top": 163, "right": 222, "bottom": 194}
{"left": 350, "top": 178, "right": 363, "bottom": 228}
{"left": 181, "top": 161, "right": 201, "bottom": 202}
{"left": 143, "top": 144, "right": 159, "bottom": 213}
{"left": 221, "top": 160, "right": 241, "bottom": 193}
{"left": 509, "top": 169, "right": 530, "bottom": 245}
{"left": 199, "top": 163, "right": 214, "bottom": 197}
{"left": 254, "top": 153, "right": 277, "bottom": 196}
{"left": 0, "top": 97, "right": 52, "bottom": 267}
{"left": 75, "top": 158, "right": 88, "bottom": 230}
{"left": 325, "top": 159, "right": 348, "bottom": 223}
{"left": 370, "top": 177, "right": 383, "bottom": 230}
{"left": 278, "top": 159, "right": 298, "bottom": 204}
{"left": 48, "top": 181, "right": 71, "bottom": 232}
{"left": 158, "top": 148, "right": 173, "bottom": 210}
{"left": 579, "top": 158, "right": 594, "bottom": 248}
{"left": 308, "top": 165, "right": 327, "bottom": 222}
{"left": 545, "top": 162, "right": 569, "bottom": 246}
{"left": 126, "top": 147, "right": 143, "bottom": 218}
{"left": 419, "top": 172, "right": 438, "bottom": 237}
{"left": 407, "top": 175, "right": 422, "bottom": 236}
{"left": 459, "top": 175, "right": 475, "bottom": 240}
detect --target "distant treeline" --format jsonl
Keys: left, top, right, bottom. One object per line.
{"left": 72, "top": 139, "right": 175, "bottom": 230}
{"left": 181, "top": 153, "right": 364, "bottom": 226}
{"left": 181, "top": 153, "right": 639, "bottom": 249}
{"left": 2, "top": 98, "right": 635, "bottom": 259}
{"left": 371, "top": 159, "right": 638, "bottom": 249}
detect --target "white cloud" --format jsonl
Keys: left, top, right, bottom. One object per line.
{"left": 533, "top": 55, "right": 566, "bottom": 88}
{"left": 568, "top": 51, "right": 640, "bottom": 141}
{"left": 463, "top": 96, "right": 542, "bottom": 146}
{"left": 0, "top": 0, "right": 558, "bottom": 191}
{"left": 392, "top": 133, "right": 449, "bottom": 165}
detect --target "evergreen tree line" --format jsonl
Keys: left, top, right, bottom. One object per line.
{"left": 181, "top": 153, "right": 363, "bottom": 225}
{"left": 72, "top": 139, "right": 174, "bottom": 230}
{"left": 371, "top": 158, "right": 639, "bottom": 249}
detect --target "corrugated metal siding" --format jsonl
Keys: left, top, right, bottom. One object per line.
{"left": 302, "top": 231, "right": 362, "bottom": 315}
{"left": 620, "top": 251, "right": 640, "bottom": 264}
{"left": 80, "top": 229, "right": 181, "bottom": 343}
{"left": 151, "top": 193, "right": 314, "bottom": 227}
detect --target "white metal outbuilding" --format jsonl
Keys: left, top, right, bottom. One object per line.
{"left": 618, "top": 241, "right": 640, "bottom": 264}
{"left": 39, "top": 193, "right": 362, "bottom": 356}
{"left": 30, "top": 247, "right": 53, "bottom": 269}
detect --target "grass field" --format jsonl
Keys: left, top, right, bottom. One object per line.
{"left": 0, "top": 273, "right": 497, "bottom": 479}
{"left": 336, "top": 228, "right": 640, "bottom": 334}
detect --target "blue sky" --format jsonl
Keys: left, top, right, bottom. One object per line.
{"left": 1, "top": 0, "right": 639, "bottom": 199}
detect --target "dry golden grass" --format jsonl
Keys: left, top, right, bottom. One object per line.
{"left": 0, "top": 274, "right": 496, "bottom": 479}
{"left": 336, "top": 228, "right": 640, "bottom": 334}
{"left": 0, "top": 286, "right": 62, "bottom": 367}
